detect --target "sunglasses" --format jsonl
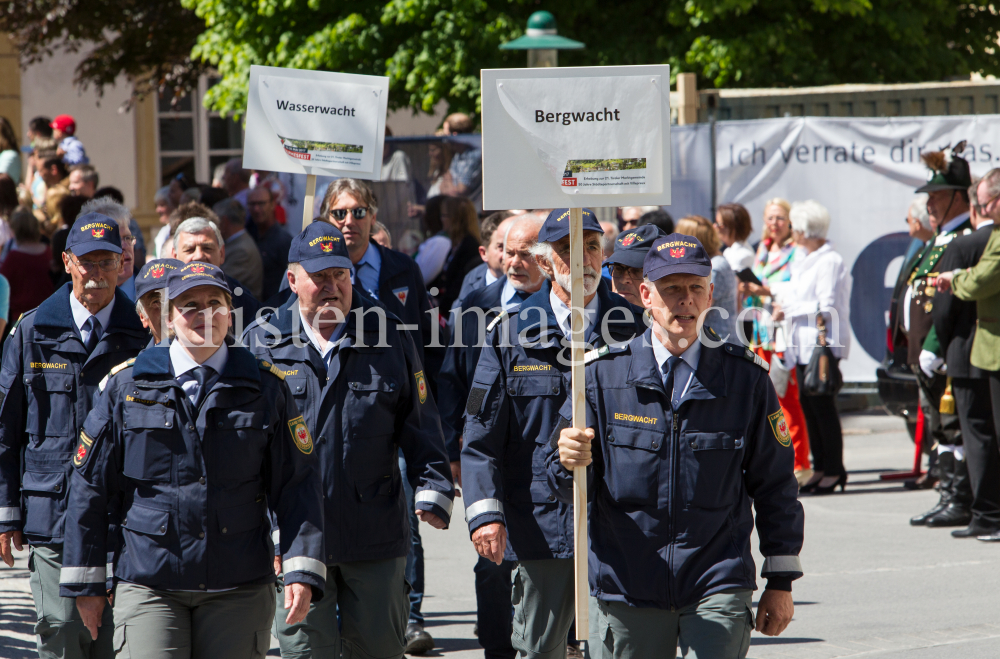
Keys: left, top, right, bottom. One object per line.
{"left": 329, "top": 207, "right": 369, "bottom": 220}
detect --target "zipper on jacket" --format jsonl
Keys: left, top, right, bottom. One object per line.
{"left": 667, "top": 409, "right": 679, "bottom": 611}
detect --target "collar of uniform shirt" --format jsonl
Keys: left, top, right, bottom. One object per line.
{"left": 650, "top": 329, "right": 702, "bottom": 399}
{"left": 484, "top": 268, "right": 499, "bottom": 287}
{"left": 501, "top": 278, "right": 522, "bottom": 311}
{"left": 549, "top": 287, "right": 599, "bottom": 339}
{"left": 978, "top": 219, "right": 994, "bottom": 229}
{"left": 298, "top": 306, "right": 348, "bottom": 364}
{"left": 69, "top": 289, "right": 116, "bottom": 336}
{"left": 169, "top": 339, "right": 229, "bottom": 379}
{"left": 941, "top": 211, "right": 970, "bottom": 234}
{"left": 225, "top": 229, "right": 245, "bottom": 244}
{"left": 350, "top": 241, "right": 382, "bottom": 297}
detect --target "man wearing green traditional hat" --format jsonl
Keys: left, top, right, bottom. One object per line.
{"left": 896, "top": 142, "right": 974, "bottom": 529}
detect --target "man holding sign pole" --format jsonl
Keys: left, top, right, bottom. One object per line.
{"left": 462, "top": 208, "right": 644, "bottom": 659}
{"left": 552, "top": 235, "right": 804, "bottom": 658}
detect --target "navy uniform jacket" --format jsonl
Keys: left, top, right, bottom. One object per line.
{"left": 59, "top": 344, "right": 326, "bottom": 597}
{"left": 243, "top": 289, "right": 454, "bottom": 564}
{"left": 0, "top": 285, "right": 148, "bottom": 544}
{"left": 227, "top": 274, "right": 261, "bottom": 330}
{"left": 461, "top": 280, "right": 645, "bottom": 561}
{"left": 452, "top": 262, "right": 489, "bottom": 312}
{"left": 548, "top": 331, "right": 804, "bottom": 610}
{"left": 438, "top": 277, "right": 506, "bottom": 462}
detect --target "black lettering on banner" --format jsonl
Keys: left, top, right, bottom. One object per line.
{"left": 534, "top": 108, "right": 622, "bottom": 124}
{"left": 275, "top": 100, "right": 357, "bottom": 117}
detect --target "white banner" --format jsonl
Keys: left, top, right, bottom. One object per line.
{"left": 244, "top": 66, "right": 389, "bottom": 180}
{"left": 496, "top": 75, "right": 663, "bottom": 195}
{"left": 715, "top": 115, "right": 1000, "bottom": 381}
{"left": 481, "top": 65, "right": 672, "bottom": 210}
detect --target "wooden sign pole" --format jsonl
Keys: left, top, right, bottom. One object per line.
{"left": 568, "top": 207, "right": 588, "bottom": 641}
{"left": 301, "top": 174, "right": 317, "bottom": 228}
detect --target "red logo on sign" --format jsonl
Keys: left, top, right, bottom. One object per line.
{"left": 321, "top": 242, "right": 333, "bottom": 252}
{"left": 190, "top": 264, "right": 206, "bottom": 274}
{"left": 150, "top": 264, "right": 165, "bottom": 278}
{"left": 92, "top": 228, "right": 105, "bottom": 238}
{"left": 670, "top": 247, "right": 685, "bottom": 258}
{"left": 561, "top": 178, "right": 578, "bottom": 187}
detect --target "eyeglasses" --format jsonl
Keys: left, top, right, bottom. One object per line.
{"left": 121, "top": 236, "right": 137, "bottom": 246}
{"left": 329, "top": 207, "right": 369, "bottom": 220}
{"left": 610, "top": 265, "right": 643, "bottom": 283}
{"left": 70, "top": 256, "right": 120, "bottom": 273}
{"left": 980, "top": 189, "right": 1000, "bottom": 210}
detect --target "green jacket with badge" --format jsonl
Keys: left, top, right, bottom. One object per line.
{"left": 952, "top": 226, "right": 1000, "bottom": 372}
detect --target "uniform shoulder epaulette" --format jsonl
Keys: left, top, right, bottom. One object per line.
{"left": 486, "top": 310, "right": 509, "bottom": 334}
{"left": 723, "top": 344, "right": 770, "bottom": 372}
{"left": 258, "top": 358, "right": 285, "bottom": 380}
{"left": 99, "top": 358, "right": 136, "bottom": 392}
{"left": 9, "top": 312, "right": 24, "bottom": 336}
{"left": 583, "top": 345, "right": 612, "bottom": 365}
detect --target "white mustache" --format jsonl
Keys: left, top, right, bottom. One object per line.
{"left": 84, "top": 280, "right": 109, "bottom": 290}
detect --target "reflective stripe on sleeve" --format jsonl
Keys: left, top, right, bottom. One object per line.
{"left": 282, "top": 556, "right": 327, "bottom": 580}
{"left": 106, "top": 563, "right": 113, "bottom": 580}
{"left": 59, "top": 566, "right": 107, "bottom": 584}
{"left": 271, "top": 529, "right": 280, "bottom": 547}
{"left": 415, "top": 490, "right": 454, "bottom": 517}
{"left": 762, "top": 555, "right": 802, "bottom": 574}
{"left": 0, "top": 507, "right": 21, "bottom": 522}
{"left": 465, "top": 498, "right": 503, "bottom": 521}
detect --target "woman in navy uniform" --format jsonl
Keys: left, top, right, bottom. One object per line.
{"left": 59, "top": 261, "right": 326, "bottom": 659}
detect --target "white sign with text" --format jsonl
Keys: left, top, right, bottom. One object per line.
{"left": 481, "top": 65, "right": 671, "bottom": 210}
{"left": 244, "top": 66, "right": 389, "bottom": 180}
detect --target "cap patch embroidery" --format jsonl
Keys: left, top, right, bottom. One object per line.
{"left": 321, "top": 242, "right": 333, "bottom": 252}
{"left": 288, "top": 416, "right": 313, "bottom": 454}
{"left": 620, "top": 233, "right": 637, "bottom": 246}
{"left": 91, "top": 228, "right": 105, "bottom": 238}
{"left": 149, "top": 264, "right": 165, "bottom": 278}
{"left": 769, "top": 409, "right": 791, "bottom": 447}
{"left": 670, "top": 247, "right": 685, "bottom": 258}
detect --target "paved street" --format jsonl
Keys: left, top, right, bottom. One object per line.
{"left": 3, "top": 411, "right": 1000, "bottom": 658}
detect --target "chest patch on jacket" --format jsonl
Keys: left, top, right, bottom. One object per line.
{"left": 415, "top": 370, "right": 428, "bottom": 404}
{"left": 769, "top": 409, "right": 791, "bottom": 447}
{"left": 288, "top": 415, "right": 314, "bottom": 454}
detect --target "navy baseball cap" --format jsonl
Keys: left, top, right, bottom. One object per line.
{"left": 644, "top": 234, "right": 713, "bottom": 281}
{"left": 165, "top": 261, "right": 231, "bottom": 300}
{"left": 66, "top": 213, "right": 122, "bottom": 256}
{"left": 288, "top": 222, "right": 353, "bottom": 273}
{"left": 605, "top": 225, "right": 666, "bottom": 270}
{"left": 135, "top": 258, "right": 184, "bottom": 300}
{"left": 538, "top": 208, "right": 604, "bottom": 244}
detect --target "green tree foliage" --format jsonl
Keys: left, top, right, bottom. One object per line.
{"left": 0, "top": 0, "right": 207, "bottom": 105}
{"left": 183, "top": 0, "right": 1000, "bottom": 119}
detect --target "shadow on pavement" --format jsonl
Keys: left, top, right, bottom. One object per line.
{"left": 750, "top": 636, "right": 825, "bottom": 645}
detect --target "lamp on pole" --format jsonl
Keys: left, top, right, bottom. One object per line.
{"left": 499, "top": 11, "right": 584, "bottom": 68}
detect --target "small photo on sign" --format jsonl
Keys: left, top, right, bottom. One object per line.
{"left": 278, "top": 136, "right": 365, "bottom": 167}
{"left": 562, "top": 158, "right": 647, "bottom": 192}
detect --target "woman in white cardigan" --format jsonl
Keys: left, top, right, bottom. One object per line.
{"left": 774, "top": 200, "right": 852, "bottom": 495}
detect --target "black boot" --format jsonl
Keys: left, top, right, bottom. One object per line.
{"left": 911, "top": 450, "right": 951, "bottom": 526}
{"left": 927, "top": 456, "right": 973, "bottom": 528}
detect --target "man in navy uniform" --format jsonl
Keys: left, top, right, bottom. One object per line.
{"left": 134, "top": 258, "right": 184, "bottom": 345}
{"left": 461, "top": 208, "right": 644, "bottom": 659}
{"left": 244, "top": 221, "right": 454, "bottom": 659}
{"left": 554, "top": 234, "right": 804, "bottom": 658}
{"left": 439, "top": 213, "right": 544, "bottom": 659}
{"left": 0, "top": 212, "right": 148, "bottom": 658}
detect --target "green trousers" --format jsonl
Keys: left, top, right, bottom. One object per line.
{"left": 29, "top": 545, "right": 114, "bottom": 659}
{"left": 272, "top": 557, "right": 408, "bottom": 659}
{"left": 111, "top": 581, "right": 275, "bottom": 659}
{"left": 590, "top": 589, "right": 754, "bottom": 659}
{"left": 511, "top": 559, "right": 576, "bottom": 659}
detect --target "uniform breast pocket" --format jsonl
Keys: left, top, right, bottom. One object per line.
{"left": 213, "top": 409, "right": 269, "bottom": 481}
{"left": 681, "top": 431, "right": 744, "bottom": 510}
{"left": 285, "top": 375, "right": 309, "bottom": 403}
{"left": 23, "top": 372, "right": 75, "bottom": 438}
{"left": 123, "top": 406, "right": 178, "bottom": 482}
{"left": 603, "top": 425, "right": 662, "bottom": 506}
{"left": 345, "top": 375, "right": 399, "bottom": 437}
{"left": 506, "top": 375, "right": 563, "bottom": 440}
